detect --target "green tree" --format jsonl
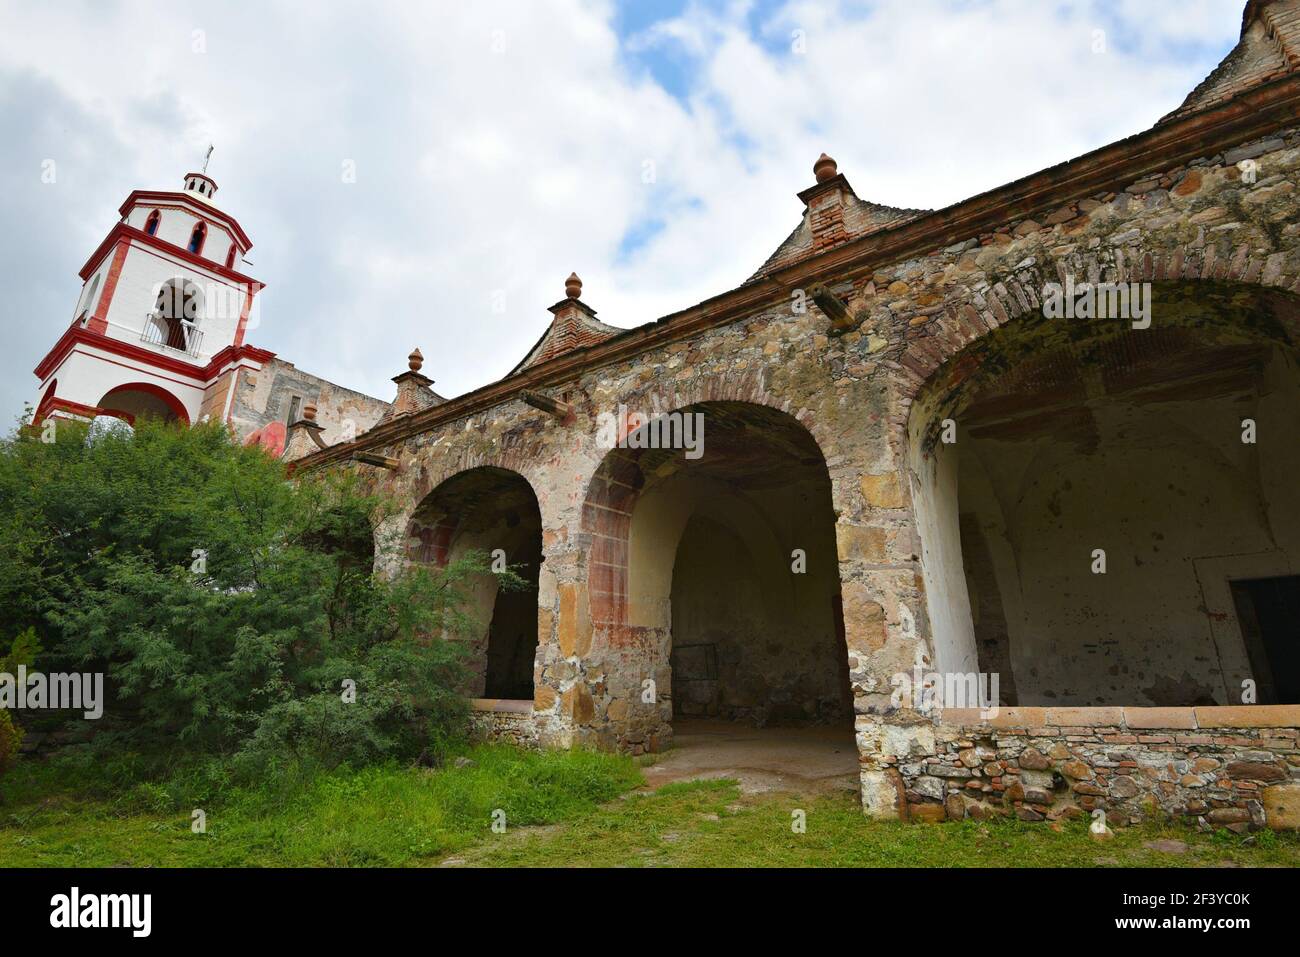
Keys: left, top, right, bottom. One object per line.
{"left": 0, "top": 628, "right": 42, "bottom": 784}
{"left": 0, "top": 417, "right": 507, "bottom": 772}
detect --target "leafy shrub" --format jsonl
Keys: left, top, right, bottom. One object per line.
{"left": 0, "top": 417, "right": 497, "bottom": 775}
{"left": 0, "top": 629, "right": 40, "bottom": 788}
{"left": 0, "top": 712, "right": 20, "bottom": 783}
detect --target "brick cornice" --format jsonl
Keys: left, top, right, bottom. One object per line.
{"left": 293, "top": 72, "right": 1300, "bottom": 472}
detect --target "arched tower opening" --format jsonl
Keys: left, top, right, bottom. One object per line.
{"left": 96, "top": 382, "right": 190, "bottom": 426}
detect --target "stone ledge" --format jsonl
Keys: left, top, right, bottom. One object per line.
{"left": 469, "top": 697, "right": 534, "bottom": 714}
{"left": 1194, "top": 705, "right": 1300, "bottom": 728}
{"left": 1048, "top": 706, "right": 1124, "bottom": 726}
{"left": 1122, "top": 707, "right": 1199, "bottom": 729}
{"left": 938, "top": 704, "right": 1300, "bottom": 730}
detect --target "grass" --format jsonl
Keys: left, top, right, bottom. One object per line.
{"left": 453, "top": 779, "right": 1300, "bottom": 868}
{"left": 0, "top": 745, "right": 643, "bottom": 867}
{"left": 4, "top": 751, "right": 1300, "bottom": 867}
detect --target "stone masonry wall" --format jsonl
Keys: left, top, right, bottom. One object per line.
{"left": 345, "top": 291, "right": 913, "bottom": 761}
{"left": 468, "top": 701, "right": 539, "bottom": 749}
{"left": 895, "top": 707, "right": 1300, "bottom": 831}
{"left": 858, "top": 129, "right": 1300, "bottom": 818}
{"left": 230, "top": 357, "right": 390, "bottom": 447}
{"left": 313, "top": 117, "right": 1300, "bottom": 824}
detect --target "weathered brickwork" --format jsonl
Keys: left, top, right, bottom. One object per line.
{"left": 291, "top": 3, "right": 1300, "bottom": 827}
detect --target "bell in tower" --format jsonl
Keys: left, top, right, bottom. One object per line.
{"left": 31, "top": 167, "right": 269, "bottom": 429}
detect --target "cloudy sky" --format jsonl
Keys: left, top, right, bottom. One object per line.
{"left": 0, "top": 0, "right": 1247, "bottom": 423}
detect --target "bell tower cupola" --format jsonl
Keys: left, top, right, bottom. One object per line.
{"left": 31, "top": 163, "right": 273, "bottom": 429}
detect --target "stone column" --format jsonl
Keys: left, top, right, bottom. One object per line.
{"left": 532, "top": 512, "right": 598, "bottom": 747}
{"left": 833, "top": 447, "right": 938, "bottom": 819}
{"left": 536, "top": 537, "right": 672, "bottom": 754}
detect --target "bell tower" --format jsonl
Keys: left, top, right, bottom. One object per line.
{"left": 32, "top": 169, "right": 272, "bottom": 427}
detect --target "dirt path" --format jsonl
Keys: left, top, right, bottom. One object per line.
{"left": 637, "top": 719, "right": 859, "bottom": 796}
{"left": 437, "top": 720, "right": 859, "bottom": 866}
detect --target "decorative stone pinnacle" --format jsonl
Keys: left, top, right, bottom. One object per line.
{"left": 303, "top": 403, "right": 317, "bottom": 422}
{"left": 409, "top": 348, "right": 423, "bottom": 372}
{"left": 814, "top": 152, "right": 838, "bottom": 184}
{"left": 565, "top": 272, "right": 583, "bottom": 299}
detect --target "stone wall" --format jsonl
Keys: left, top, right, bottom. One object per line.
{"left": 892, "top": 706, "right": 1300, "bottom": 830}
{"left": 468, "top": 700, "right": 539, "bottom": 749}
{"left": 229, "top": 357, "right": 389, "bottom": 447}
{"left": 294, "top": 71, "right": 1300, "bottom": 824}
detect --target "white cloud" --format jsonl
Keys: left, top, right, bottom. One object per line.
{"left": 0, "top": 0, "right": 1243, "bottom": 420}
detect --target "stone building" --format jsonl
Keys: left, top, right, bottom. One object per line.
{"left": 36, "top": 0, "right": 1300, "bottom": 827}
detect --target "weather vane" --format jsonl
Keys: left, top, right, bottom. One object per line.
{"left": 202, "top": 144, "right": 214, "bottom": 174}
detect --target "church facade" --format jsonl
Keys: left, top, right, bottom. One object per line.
{"left": 32, "top": 0, "right": 1300, "bottom": 827}
{"left": 32, "top": 171, "right": 391, "bottom": 454}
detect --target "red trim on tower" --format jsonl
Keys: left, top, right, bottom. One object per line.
{"left": 207, "top": 343, "right": 276, "bottom": 375}
{"left": 79, "top": 223, "right": 263, "bottom": 287}
{"left": 184, "top": 172, "right": 217, "bottom": 192}
{"left": 87, "top": 240, "right": 131, "bottom": 335}
{"left": 100, "top": 381, "right": 191, "bottom": 425}
{"left": 187, "top": 221, "right": 208, "bottom": 257}
{"left": 61, "top": 348, "right": 209, "bottom": 390}
{"left": 33, "top": 379, "right": 58, "bottom": 422}
{"left": 33, "top": 325, "right": 276, "bottom": 384}
{"left": 117, "top": 190, "right": 253, "bottom": 250}
{"left": 124, "top": 202, "right": 239, "bottom": 253}
{"left": 233, "top": 285, "right": 257, "bottom": 347}
{"left": 48, "top": 397, "right": 107, "bottom": 420}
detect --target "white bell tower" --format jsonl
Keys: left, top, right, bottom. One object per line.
{"left": 32, "top": 168, "right": 272, "bottom": 427}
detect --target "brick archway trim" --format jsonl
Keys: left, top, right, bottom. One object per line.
{"left": 894, "top": 242, "right": 1300, "bottom": 422}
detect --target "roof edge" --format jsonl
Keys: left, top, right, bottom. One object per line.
{"left": 293, "top": 71, "right": 1300, "bottom": 473}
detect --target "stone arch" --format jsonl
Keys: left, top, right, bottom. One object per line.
{"left": 895, "top": 238, "right": 1300, "bottom": 418}
{"left": 905, "top": 277, "right": 1300, "bottom": 706}
{"left": 621, "top": 367, "right": 845, "bottom": 470}
{"left": 579, "top": 399, "right": 852, "bottom": 745}
{"left": 402, "top": 444, "right": 554, "bottom": 527}
{"left": 581, "top": 394, "right": 841, "bottom": 627}
{"left": 405, "top": 465, "right": 544, "bottom": 701}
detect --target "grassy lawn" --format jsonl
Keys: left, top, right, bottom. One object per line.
{"left": 4, "top": 749, "right": 1299, "bottom": 867}
{"left": 0, "top": 745, "right": 642, "bottom": 867}
{"left": 456, "top": 778, "right": 1300, "bottom": 867}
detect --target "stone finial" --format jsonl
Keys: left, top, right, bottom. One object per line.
{"left": 565, "top": 272, "right": 583, "bottom": 299}
{"left": 813, "top": 152, "right": 838, "bottom": 184}
{"left": 409, "top": 348, "right": 424, "bottom": 372}
{"left": 303, "top": 402, "right": 317, "bottom": 422}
